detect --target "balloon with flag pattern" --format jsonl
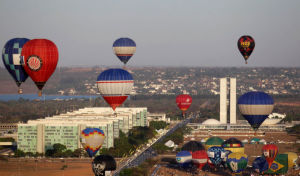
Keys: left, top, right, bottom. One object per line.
{"left": 226, "top": 152, "right": 248, "bottom": 174}
{"left": 262, "top": 144, "right": 278, "bottom": 168}
{"left": 81, "top": 128, "right": 106, "bottom": 157}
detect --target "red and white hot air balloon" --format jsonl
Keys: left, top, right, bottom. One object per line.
{"left": 96, "top": 68, "right": 133, "bottom": 111}
{"left": 21, "top": 39, "right": 59, "bottom": 96}
{"left": 176, "top": 94, "right": 192, "bottom": 116}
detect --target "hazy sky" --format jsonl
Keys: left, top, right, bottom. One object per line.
{"left": 1, "top": 0, "right": 299, "bottom": 67}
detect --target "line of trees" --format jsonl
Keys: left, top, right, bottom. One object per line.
{"left": 14, "top": 144, "right": 88, "bottom": 158}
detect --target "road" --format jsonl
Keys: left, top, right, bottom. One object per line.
{"left": 113, "top": 114, "right": 195, "bottom": 176}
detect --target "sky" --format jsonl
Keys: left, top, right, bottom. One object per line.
{"left": 0, "top": 0, "right": 300, "bottom": 67}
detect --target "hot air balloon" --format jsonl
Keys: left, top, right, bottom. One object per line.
{"left": 284, "top": 152, "right": 299, "bottom": 169}
{"left": 226, "top": 152, "right": 248, "bottom": 174}
{"left": 207, "top": 146, "right": 227, "bottom": 166}
{"left": 237, "top": 35, "right": 255, "bottom": 64}
{"left": 262, "top": 144, "right": 278, "bottom": 168}
{"left": 192, "top": 150, "right": 208, "bottom": 170}
{"left": 21, "top": 39, "right": 59, "bottom": 96}
{"left": 92, "top": 155, "right": 116, "bottom": 176}
{"left": 81, "top": 128, "right": 106, "bottom": 157}
{"left": 2, "top": 38, "right": 30, "bottom": 93}
{"left": 238, "top": 91, "right": 274, "bottom": 131}
{"left": 205, "top": 137, "right": 224, "bottom": 150}
{"left": 97, "top": 68, "right": 134, "bottom": 111}
{"left": 252, "top": 156, "right": 269, "bottom": 173}
{"left": 176, "top": 151, "right": 192, "bottom": 168}
{"left": 181, "top": 141, "right": 204, "bottom": 153}
{"left": 113, "top": 38, "right": 136, "bottom": 65}
{"left": 222, "top": 138, "right": 244, "bottom": 154}
{"left": 176, "top": 94, "right": 192, "bottom": 117}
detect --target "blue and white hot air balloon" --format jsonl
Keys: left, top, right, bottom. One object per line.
{"left": 238, "top": 91, "right": 274, "bottom": 130}
{"left": 2, "top": 38, "right": 30, "bottom": 93}
{"left": 96, "top": 68, "right": 134, "bottom": 111}
{"left": 176, "top": 151, "right": 192, "bottom": 168}
{"left": 113, "top": 38, "right": 136, "bottom": 65}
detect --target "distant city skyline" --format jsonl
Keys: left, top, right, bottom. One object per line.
{"left": 1, "top": 0, "right": 300, "bottom": 67}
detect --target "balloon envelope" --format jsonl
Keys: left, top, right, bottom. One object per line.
{"left": 205, "top": 137, "right": 224, "bottom": 150}
{"left": 237, "top": 35, "right": 255, "bottom": 64}
{"left": 226, "top": 152, "right": 248, "bottom": 174}
{"left": 176, "top": 151, "right": 192, "bottom": 164}
{"left": 21, "top": 39, "right": 59, "bottom": 95}
{"left": 262, "top": 144, "right": 278, "bottom": 168}
{"left": 176, "top": 94, "right": 192, "bottom": 114}
{"left": 238, "top": 91, "right": 274, "bottom": 130}
{"left": 97, "top": 68, "right": 134, "bottom": 111}
{"left": 192, "top": 150, "right": 208, "bottom": 170}
{"left": 222, "top": 138, "right": 244, "bottom": 153}
{"left": 181, "top": 141, "right": 204, "bottom": 153}
{"left": 2, "top": 38, "right": 30, "bottom": 92}
{"left": 207, "top": 146, "right": 226, "bottom": 166}
{"left": 113, "top": 38, "right": 136, "bottom": 65}
{"left": 81, "top": 128, "right": 106, "bottom": 157}
{"left": 284, "top": 152, "right": 298, "bottom": 168}
{"left": 92, "top": 155, "right": 116, "bottom": 176}
{"left": 252, "top": 156, "right": 269, "bottom": 173}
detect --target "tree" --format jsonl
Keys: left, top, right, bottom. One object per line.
{"left": 14, "top": 149, "right": 25, "bottom": 157}
{"left": 53, "top": 143, "right": 67, "bottom": 153}
{"left": 149, "top": 121, "right": 168, "bottom": 130}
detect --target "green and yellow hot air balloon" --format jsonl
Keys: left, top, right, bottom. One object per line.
{"left": 205, "top": 137, "right": 223, "bottom": 150}
{"left": 222, "top": 138, "right": 244, "bottom": 153}
{"left": 226, "top": 152, "right": 248, "bottom": 175}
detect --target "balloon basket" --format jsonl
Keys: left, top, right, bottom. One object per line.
{"left": 18, "top": 88, "right": 23, "bottom": 94}
{"left": 38, "top": 90, "right": 42, "bottom": 97}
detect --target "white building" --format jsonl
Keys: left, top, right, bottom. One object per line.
{"left": 219, "top": 78, "right": 237, "bottom": 125}
{"left": 17, "top": 107, "right": 148, "bottom": 153}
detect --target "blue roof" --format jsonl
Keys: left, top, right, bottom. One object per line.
{"left": 97, "top": 68, "right": 133, "bottom": 81}
{"left": 113, "top": 38, "right": 136, "bottom": 47}
{"left": 238, "top": 91, "right": 274, "bottom": 105}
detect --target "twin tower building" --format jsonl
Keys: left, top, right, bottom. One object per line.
{"left": 219, "top": 78, "right": 237, "bottom": 124}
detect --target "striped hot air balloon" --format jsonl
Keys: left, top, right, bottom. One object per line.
{"left": 97, "top": 68, "right": 134, "bottom": 111}
{"left": 192, "top": 150, "right": 208, "bottom": 170}
{"left": 222, "top": 138, "right": 244, "bottom": 154}
{"left": 113, "top": 38, "right": 136, "bottom": 65}
{"left": 238, "top": 91, "right": 274, "bottom": 130}
{"left": 262, "top": 144, "right": 278, "bottom": 168}
{"left": 81, "top": 128, "right": 106, "bottom": 157}
{"left": 2, "top": 38, "right": 30, "bottom": 93}
{"left": 176, "top": 151, "right": 192, "bottom": 165}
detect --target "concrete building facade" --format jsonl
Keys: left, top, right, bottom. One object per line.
{"left": 17, "top": 107, "right": 148, "bottom": 154}
{"left": 220, "top": 78, "right": 237, "bottom": 125}
{"left": 220, "top": 78, "right": 227, "bottom": 124}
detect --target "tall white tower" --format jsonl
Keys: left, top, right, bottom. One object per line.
{"left": 230, "top": 78, "right": 237, "bottom": 124}
{"left": 220, "top": 78, "right": 227, "bottom": 124}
